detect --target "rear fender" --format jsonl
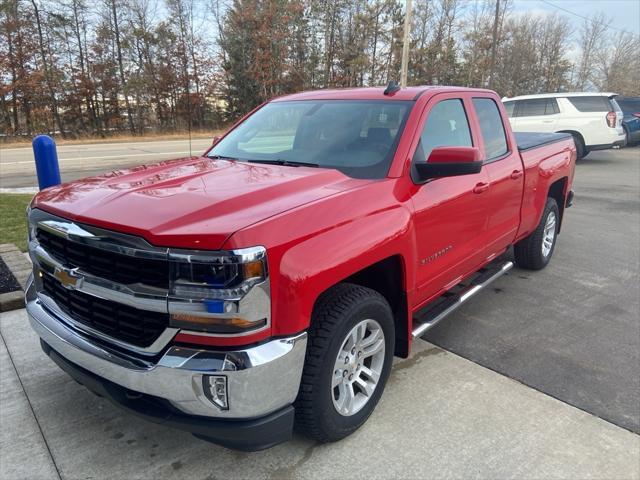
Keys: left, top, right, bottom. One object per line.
{"left": 516, "top": 140, "right": 575, "bottom": 241}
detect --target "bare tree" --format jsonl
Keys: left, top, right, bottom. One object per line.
{"left": 595, "top": 31, "right": 640, "bottom": 95}
{"left": 109, "top": 0, "right": 136, "bottom": 134}
{"left": 574, "top": 12, "right": 610, "bottom": 90}
{"left": 30, "top": 0, "right": 65, "bottom": 136}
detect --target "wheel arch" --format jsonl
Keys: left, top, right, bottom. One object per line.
{"left": 547, "top": 176, "right": 568, "bottom": 233}
{"left": 556, "top": 130, "right": 586, "bottom": 157}
{"left": 312, "top": 255, "right": 410, "bottom": 359}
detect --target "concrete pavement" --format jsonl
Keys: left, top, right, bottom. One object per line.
{"left": 0, "top": 138, "right": 214, "bottom": 188}
{"left": 1, "top": 307, "right": 638, "bottom": 480}
{"left": 0, "top": 333, "right": 59, "bottom": 479}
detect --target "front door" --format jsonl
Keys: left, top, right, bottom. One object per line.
{"left": 409, "top": 94, "right": 493, "bottom": 306}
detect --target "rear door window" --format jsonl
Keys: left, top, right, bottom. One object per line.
{"left": 472, "top": 98, "right": 508, "bottom": 160}
{"left": 517, "top": 99, "right": 547, "bottom": 116}
{"left": 567, "top": 96, "right": 611, "bottom": 112}
{"left": 515, "top": 98, "right": 559, "bottom": 117}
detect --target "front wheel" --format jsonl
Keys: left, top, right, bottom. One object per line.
{"left": 514, "top": 197, "right": 559, "bottom": 270}
{"left": 295, "top": 283, "right": 395, "bottom": 442}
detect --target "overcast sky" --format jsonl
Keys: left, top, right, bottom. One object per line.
{"left": 512, "top": 0, "right": 640, "bottom": 35}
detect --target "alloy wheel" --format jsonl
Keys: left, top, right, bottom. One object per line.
{"left": 331, "top": 318, "right": 385, "bottom": 416}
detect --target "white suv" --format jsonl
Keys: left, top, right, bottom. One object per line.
{"left": 502, "top": 92, "right": 626, "bottom": 159}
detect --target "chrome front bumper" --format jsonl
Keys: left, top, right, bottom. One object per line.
{"left": 26, "top": 276, "right": 307, "bottom": 419}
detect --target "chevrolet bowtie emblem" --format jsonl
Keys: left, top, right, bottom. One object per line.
{"left": 54, "top": 267, "right": 83, "bottom": 290}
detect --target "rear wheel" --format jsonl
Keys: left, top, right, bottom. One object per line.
{"left": 514, "top": 197, "right": 559, "bottom": 270}
{"left": 571, "top": 133, "right": 586, "bottom": 160}
{"left": 295, "top": 283, "right": 394, "bottom": 442}
{"left": 623, "top": 126, "right": 631, "bottom": 147}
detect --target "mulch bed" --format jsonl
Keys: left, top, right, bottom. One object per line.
{"left": 0, "top": 256, "right": 21, "bottom": 294}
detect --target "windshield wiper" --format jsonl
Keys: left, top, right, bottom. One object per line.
{"left": 247, "top": 159, "right": 320, "bottom": 168}
{"left": 209, "top": 154, "right": 241, "bottom": 161}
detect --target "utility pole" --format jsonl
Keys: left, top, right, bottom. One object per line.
{"left": 488, "top": 0, "right": 500, "bottom": 88}
{"left": 400, "top": 0, "right": 413, "bottom": 88}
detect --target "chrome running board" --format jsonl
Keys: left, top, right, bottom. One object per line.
{"left": 411, "top": 261, "right": 514, "bottom": 339}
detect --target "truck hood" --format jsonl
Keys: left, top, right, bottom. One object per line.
{"left": 32, "top": 156, "right": 364, "bottom": 249}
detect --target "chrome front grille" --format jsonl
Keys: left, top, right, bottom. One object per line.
{"left": 29, "top": 209, "right": 175, "bottom": 352}
{"left": 36, "top": 226, "right": 169, "bottom": 289}
{"left": 42, "top": 274, "right": 168, "bottom": 348}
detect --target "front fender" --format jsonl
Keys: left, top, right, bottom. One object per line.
{"left": 225, "top": 180, "right": 415, "bottom": 337}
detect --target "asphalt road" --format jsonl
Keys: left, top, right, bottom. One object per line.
{"left": 0, "top": 138, "right": 214, "bottom": 188}
{"left": 425, "top": 146, "right": 640, "bottom": 434}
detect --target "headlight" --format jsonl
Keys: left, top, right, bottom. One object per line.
{"left": 168, "top": 246, "right": 270, "bottom": 335}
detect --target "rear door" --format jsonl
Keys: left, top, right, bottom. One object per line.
{"left": 470, "top": 96, "right": 524, "bottom": 256}
{"left": 409, "top": 93, "right": 493, "bottom": 304}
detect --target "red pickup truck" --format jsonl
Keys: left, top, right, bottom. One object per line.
{"left": 26, "top": 86, "right": 576, "bottom": 451}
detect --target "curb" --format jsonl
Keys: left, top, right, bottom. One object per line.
{"left": 0, "top": 243, "right": 31, "bottom": 312}
{"left": 0, "top": 291, "right": 24, "bottom": 312}
{"left": 0, "top": 187, "right": 38, "bottom": 194}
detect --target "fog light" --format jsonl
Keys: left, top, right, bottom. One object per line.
{"left": 203, "top": 375, "right": 228, "bottom": 410}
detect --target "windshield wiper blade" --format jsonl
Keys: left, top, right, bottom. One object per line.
{"left": 209, "top": 154, "right": 241, "bottom": 161}
{"left": 247, "top": 159, "right": 319, "bottom": 168}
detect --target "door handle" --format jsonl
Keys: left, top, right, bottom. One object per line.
{"left": 473, "top": 182, "right": 490, "bottom": 194}
{"left": 510, "top": 170, "right": 523, "bottom": 179}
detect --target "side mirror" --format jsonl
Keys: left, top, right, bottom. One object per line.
{"left": 413, "top": 146, "right": 482, "bottom": 183}
{"left": 212, "top": 136, "right": 221, "bottom": 145}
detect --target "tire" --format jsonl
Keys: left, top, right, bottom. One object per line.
{"left": 623, "top": 126, "right": 630, "bottom": 147}
{"left": 571, "top": 133, "right": 586, "bottom": 160}
{"left": 514, "top": 197, "right": 559, "bottom": 270}
{"left": 295, "top": 283, "right": 395, "bottom": 443}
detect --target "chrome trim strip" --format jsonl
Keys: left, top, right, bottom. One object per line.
{"left": 35, "top": 215, "right": 169, "bottom": 261}
{"left": 34, "top": 244, "right": 271, "bottom": 329}
{"left": 34, "top": 245, "right": 169, "bottom": 313}
{"left": 168, "top": 245, "right": 267, "bottom": 264}
{"left": 168, "top": 280, "right": 271, "bottom": 336}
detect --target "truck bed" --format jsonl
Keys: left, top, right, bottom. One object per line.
{"left": 515, "top": 132, "right": 573, "bottom": 151}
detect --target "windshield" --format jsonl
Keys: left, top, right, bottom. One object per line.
{"left": 208, "top": 100, "right": 413, "bottom": 179}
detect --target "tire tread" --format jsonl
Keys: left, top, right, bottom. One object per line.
{"left": 514, "top": 197, "right": 558, "bottom": 270}
{"left": 294, "top": 283, "right": 389, "bottom": 442}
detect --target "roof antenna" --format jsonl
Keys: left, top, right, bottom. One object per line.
{"left": 384, "top": 80, "right": 401, "bottom": 96}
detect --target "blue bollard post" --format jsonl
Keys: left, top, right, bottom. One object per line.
{"left": 32, "top": 135, "right": 61, "bottom": 190}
